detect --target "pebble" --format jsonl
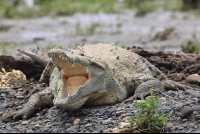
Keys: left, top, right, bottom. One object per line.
{"left": 84, "top": 123, "right": 93, "bottom": 127}
{"left": 179, "top": 94, "right": 185, "bottom": 100}
{"left": 0, "top": 83, "right": 199, "bottom": 133}
{"left": 73, "top": 118, "right": 81, "bottom": 126}
{"left": 2, "top": 103, "right": 10, "bottom": 108}
{"left": 16, "top": 95, "right": 24, "bottom": 99}
{"left": 18, "top": 88, "right": 23, "bottom": 91}
{"left": 26, "top": 130, "right": 34, "bottom": 133}
{"left": 35, "top": 124, "right": 43, "bottom": 129}
{"left": 187, "top": 74, "right": 200, "bottom": 84}
{"left": 1, "top": 93, "right": 7, "bottom": 97}
{"left": 22, "top": 121, "right": 29, "bottom": 125}
{"left": 65, "top": 126, "right": 77, "bottom": 133}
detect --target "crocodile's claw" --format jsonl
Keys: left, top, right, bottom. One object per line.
{"left": 164, "top": 80, "right": 193, "bottom": 91}
{"left": 2, "top": 110, "right": 29, "bottom": 122}
{"left": 2, "top": 93, "right": 40, "bottom": 122}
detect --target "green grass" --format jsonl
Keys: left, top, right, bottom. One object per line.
{"left": 152, "top": 27, "right": 175, "bottom": 41}
{"left": 0, "top": 43, "right": 22, "bottom": 55}
{"left": 0, "top": 0, "right": 122, "bottom": 19}
{"left": 1, "top": 0, "right": 200, "bottom": 19}
{"left": 181, "top": 33, "right": 200, "bottom": 53}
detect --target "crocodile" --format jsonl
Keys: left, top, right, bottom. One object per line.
{"left": 2, "top": 43, "right": 192, "bottom": 122}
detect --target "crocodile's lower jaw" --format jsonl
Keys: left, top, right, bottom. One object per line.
{"left": 63, "top": 96, "right": 89, "bottom": 110}
{"left": 52, "top": 53, "right": 91, "bottom": 100}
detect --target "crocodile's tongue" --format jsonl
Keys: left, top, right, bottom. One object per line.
{"left": 61, "top": 76, "right": 87, "bottom": 99}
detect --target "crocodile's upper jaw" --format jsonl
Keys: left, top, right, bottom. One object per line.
{"left": 48, "top": 48, "right": 105, "bottom": 110}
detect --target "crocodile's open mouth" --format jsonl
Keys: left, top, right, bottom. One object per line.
{"left": 49, "top": 53, "right": 91, "bottom": 99}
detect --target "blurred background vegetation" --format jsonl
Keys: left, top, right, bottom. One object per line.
{"left": 0, "top": 0, "right": 200, "bottom": 19}
{"left": 0, "top": 0, "right": 200, "bottom": 54}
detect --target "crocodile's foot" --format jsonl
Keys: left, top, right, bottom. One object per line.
{"left": 2, "top": 93, "right": 40, "bottom": 122}
{"left": 125, "top": 79, "right": 164, "bottom": 103}
{"left": 164, "top": 80, "right": 192, "bottom": 91}
{"left": 2, "top": 110, "right": 29, "bottom": 122}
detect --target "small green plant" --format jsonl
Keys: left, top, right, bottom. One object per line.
{"left": 181, "top": 0, "right": 200, "bottom": 10}
{"left": 181, "top": 33, "right": 200, "bottom": 53}
{"left": 122, "top": 93, "right": 170, "bottom": 133}
{"left": 152, "top": 27, "right": 175, "bottom": 41}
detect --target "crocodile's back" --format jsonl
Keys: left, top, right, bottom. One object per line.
{"left": 79, "top": 43, "right": 152, "bottom": 77}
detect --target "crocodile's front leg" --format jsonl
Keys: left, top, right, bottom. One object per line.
{"left": 2, "top": 65, "right": 58, "bottom": 122}
{"left": 2, "top": 87, "right": 54, "bottom": 122}
{"left": 122, "top": 73, "right": 164, "bottom": 103}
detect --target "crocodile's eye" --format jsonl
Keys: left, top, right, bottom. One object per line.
{"left": 80, "top": 53, "right": 84, "bottom": 56}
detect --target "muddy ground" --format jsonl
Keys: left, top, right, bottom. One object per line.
{"left": 0, "top": 46, "right": 200, "bottom": 133}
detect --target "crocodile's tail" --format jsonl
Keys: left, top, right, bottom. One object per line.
{"left": 17, "top": 47, "right": 49, "bottom": 68}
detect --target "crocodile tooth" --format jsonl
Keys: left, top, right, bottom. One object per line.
{"left": 72, "top": 63, "right": 74, "bottom": 67}
{"left": 68, "top": 93, "right": 70, "bottom": 97}
{"left": 86, "top": 68, "right": 89, "bottom": 73}
{"left": 59, "top": 55, "right": 61, "bottom": 58}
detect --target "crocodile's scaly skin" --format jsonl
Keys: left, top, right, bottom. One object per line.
{"left": 2, "top": 43, "right": 192, "bottom": 122}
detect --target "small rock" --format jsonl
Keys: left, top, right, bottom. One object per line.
{"left": 102, "top": 120, "right": 113, "bottom": 125}
{"left": 65, "top": 126, "right": 77, "bottom": 133}
{"left": 169, "top": 96, "right": 174, "bottom": 100}
{"left": 159, "top": 97, "right": 166, "bottom": 101}
{"left": 2, "top": 103, "right": 10, "bottom": 108}
{"left": 0, "top": 90, "right": 9, "bottom": 94}
{"left": 161, "top": 101, "right": 166, "bottom": 105}
{"left": 18, "top": 88, "right": 23, "bottom": 91}
{"left": 22, "top": 121, "right": 29, "bottom": 125}
{"left": 35, "top": 124, "right": 43, "bottom": 129}
{"left": 1, "top": 93, "right": 6, "bottom": 97}
{"left": 65, "top": 123, "right": 71, "bottom": 128}
{"left": 26, "top": 130, "right": 34, "bottom": 133}
{"left": 187, "top": 123, "right": 194, "bottom": 129}
{"left": 178, "top": 126, "right": 184, "bottom": 130}
{"left": 182, "top": 118, "right": 188, "bottom": 122}
{"left": 16, "top": 96, "right": 24, "bottom": 99}
{"left": 187, "top": 74, "right": 200, "bottom": 84}
{"left": 179, "top": 94, "right": 185, "bottom": 100}
{"left": 166, "top": 122, "right": 174, "bottom": 128}
{"left": 84, "top": 123, "right": 93, "bottom": 127}
{"left": 0, "top": 112, "right": 3, "bottom": 116}
{"left": 73, "top": 118, "right": 81, "bottom": 126}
